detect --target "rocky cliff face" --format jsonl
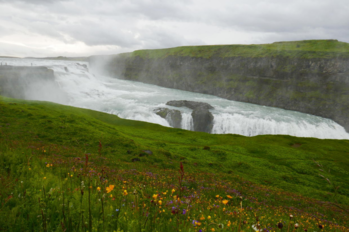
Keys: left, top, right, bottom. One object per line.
{"left": 89, "top": 41, "right": 349, "bottom": 132}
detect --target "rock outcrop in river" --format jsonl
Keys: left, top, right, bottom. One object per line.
{"left": 155, "top": 100, "right": 214, "bottom": 133}
{"left": 89, "top": 40, "right": 349, "bottom": 132}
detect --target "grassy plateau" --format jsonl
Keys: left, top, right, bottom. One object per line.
{"left": 127, "top": 40, "right": 349, "bottom": 59}
{"left": 0, "top": 96, "right": 349, "bottom": 231}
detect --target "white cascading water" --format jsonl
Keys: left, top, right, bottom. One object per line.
{"left": 1, "top": 58, "right": 349, "bottom": 139}
{"left": 181, "top": 112, "right": 194, "bottom": 131}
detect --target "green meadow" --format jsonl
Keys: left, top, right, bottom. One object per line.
{"left": 0, "top": 96, "right": 348, "bottom": 231}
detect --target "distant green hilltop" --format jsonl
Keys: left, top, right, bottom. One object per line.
{"left": 124, "top": 39, "right": 349, "bottom": 59}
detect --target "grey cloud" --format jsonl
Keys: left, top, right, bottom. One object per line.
{"left": 0, "top": 0, "right": 69, "bottom": 4}
{"left": 1, "top": 0, "right": 349, "bottom": 57}
{"left": 62, "top": 19, "right": 141, "bottom": 47}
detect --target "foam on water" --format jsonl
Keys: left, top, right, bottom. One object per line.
{"left": 1, "top": 58, "right": 348, "bottom": 139}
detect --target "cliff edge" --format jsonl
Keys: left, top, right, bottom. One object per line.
{"left": 89, "top": 40, "right": 349, "bottom": 132}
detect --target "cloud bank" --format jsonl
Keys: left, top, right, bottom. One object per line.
{"left": 0, "top": 0, "right": 348, "bottom": 57}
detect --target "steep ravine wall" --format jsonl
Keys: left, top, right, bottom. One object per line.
{"left": 89, "top": 45, "right": 349, "bottom": 132}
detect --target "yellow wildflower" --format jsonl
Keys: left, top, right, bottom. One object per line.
{"left": 158, "top": 200, "right": 162, "bottom": 205}
{"left": 106, "top": 185, "right": 115, "bottom": 193}
{"left": 46, "top": 164, "right": 50, "bottom": 167}
{"left": 222, "top": 199, "right": 229, "bottom": 205}
{"left": 97, "top": 187, "right": 101, "bottom": 191}
{"left": 43, "top": 177, "right": 46, "bottom": 180}
{"left": 227, "top": 195, "right": 233, "bottom": 199}
{"left": 208, "top": 216, "right": 211, "bottom": 220}
{"left": 153, "top": 194, "right": 158, "bottom": 199}
{"left": 123, "top": 190, "right": 128, "bottom": 196}
{"left": 200, "top": 215, "right": 205, "bottom": 220}
{"left": 171, "top": 188, "right": 175, "bottom": 194}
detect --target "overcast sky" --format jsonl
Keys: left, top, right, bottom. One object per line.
{"left": 0, "top": 0, "right": 348, "bottom": 57}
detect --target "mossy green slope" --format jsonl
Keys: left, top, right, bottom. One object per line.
{"left": 1, "top": 96, "right": 349, "bottom": 206}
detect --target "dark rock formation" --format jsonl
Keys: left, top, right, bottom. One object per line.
{"left": 191, "top": 106, "right": 214, "bottom": 133}
{"left": 166, "top": 100, "right": 214, "bottom": 110}
{"left": 131, "top": 158, "right": 140, "bottom": 162}
{"left": 77, "top": 63, "right": 89, "bottom": 72}
{"left": 164, "top": 100, "right": 214, "bottom": 133}
{"left": 154, "top": 107, "right": 182, "bottom": 128}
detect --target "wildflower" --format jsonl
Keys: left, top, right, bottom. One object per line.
{"left": 208, "top": 216, "right": 211, "bottom": 220}
{"left": 43, "top": 177, "right": 46, "bottom": 180}
{"left": 289, "top": 214, "right": 293, "bottom": 220}
{"left": 218, "top": 223, "right": 224, "bottom": 229}
{"left": 318, "top": 224, "right": 324, "bottom": 229}
{"left": 116, "top": 209, "right": 119, "bottom": 212}
{"left": 171, "top": 188, "right": 175, "bottom": 194}
{"left": 182, "top": 209, "right": 186, "bottom": 214}
{"left": 110, "top": 194, "right": 113, "bottom": 198}
{"left": 46, "top": 164, "right": 50, "bottom": 167}
{"left": 227, "top": 221, "right": 231, "bottom": 227}
{"left": 106, "top": 185, "right": 115, "bottom": 193}
{"left": 28, "top": 168, "right": 31, "bottom": 170}
{"left": 123, "top": 190, "right": 128, "bottom": 196}
{"left": 222, "top": 200, "right": 229, "bottom": 205}
{"left": 153, "top": 194, "right": 158, "bottom": 199}
{"left": 97, "top": 187, "right": 101, "bottom": 191}
{"left": 227, "top": 195, "right": 233, "bottom": 199}
{"left": 200, "top": 215, "right": 205, "bottom": 220}
{"left": 252, "top": 223, "right": 260, "bottom": 232}
{"left": 158, "top": 200, "right": 162, "bottom": 205}
{"left": 295, "top": 223, "right": 299, "bottom": 229}
{"left": 211, "top": 228, "right": 215, "bottom": 231}
{"left": 215, "top": 195, "right": 219, "bottom": 198}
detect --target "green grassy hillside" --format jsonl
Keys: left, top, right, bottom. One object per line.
{"left": 1, "top": 96, "right": 349, "bottom": 231}
{"left": 126, "top": 40, "right": 349, "bottom": 59}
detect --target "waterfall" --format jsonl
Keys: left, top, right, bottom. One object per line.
{"left": 1, "top": 57, "right": 348, "bottom": 139}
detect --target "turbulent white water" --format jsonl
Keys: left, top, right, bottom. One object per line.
{"left": 2, "top": 58, "right": 349, "bottom": 139}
